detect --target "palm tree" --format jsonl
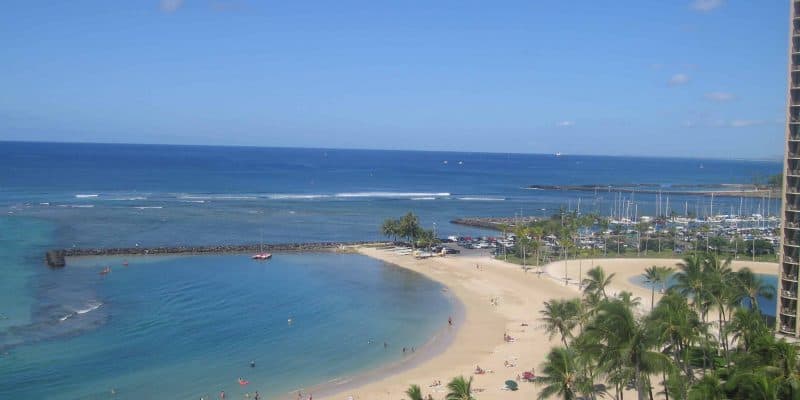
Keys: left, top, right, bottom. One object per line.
{"left": 498, "top": 223, "right": 510, "bottom": 261}
{"left": 540, "top": 298, "right": 580, "bottom": 348}
{"left": 515, "top": 225, "right": 531, "bottom": 267}
{"left": 445, "top": 376, "right": 475, "bottom": 400}
{"left": 406, "top": 384, "right": 424, "bottom": 400}
{"left": 702, "top": 253, "right": 735, "bottom": 357}
{"left": 673, "top": 253, "right": 709, "bottom": 320}
{"left": 733, "top": 267, "right": 776, "bottom": 313}
{"left": 727, "top": 308, "right": 769, "bottom": 352}
{"left": 582, "top": 266, "right": 615, "bottom": 299}
{"left": 585, "top": 300, "right": 672, "bottom": 400}
{"left": 647, "top": 293, "right": 703, "bottom": 386}
{"left": 381, "top": 218, "right": 400, "bottom": 242}
{"left": 642, "top": 266, "right": 660, "bottom": 311}
{"left": 688, "top": 374, "right": 725, "bottom": 400}
{"left": 399, "top": 212, "right": 421, "bottom": 248}
{"left": 616, "top": 291, "right": 642, "bottom": 309}
{"left": 535, "top": 347, "right": 581, "bottom": 400}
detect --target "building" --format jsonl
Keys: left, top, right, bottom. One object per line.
{"left": 779, "top": 0, "right": 800, "bottom": 337}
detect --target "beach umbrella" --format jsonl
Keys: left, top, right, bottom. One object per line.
{"left": 505, "top": 380, "right": 518, "bottom": 391}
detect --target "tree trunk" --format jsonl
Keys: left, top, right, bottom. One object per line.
{"left": 650, "top": 286, "right": 655, "bottom": 311}
{"left": 636, "top": 367, "right": 645, "bottom": 400}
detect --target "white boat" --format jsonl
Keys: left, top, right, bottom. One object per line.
{"left": 252, "top": 232, "right": 271, "bottom": 260}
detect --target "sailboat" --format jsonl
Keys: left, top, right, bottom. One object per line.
{"left": 252, "top": 232, "right": 272, "bottom": 260}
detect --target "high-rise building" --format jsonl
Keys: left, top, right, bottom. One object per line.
{"left": 778, "top": 0, "right": 800, "bottom": 337}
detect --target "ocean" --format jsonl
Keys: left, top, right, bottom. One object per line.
{"left": 0, "top": 141, "right": 782, "bottom": 398}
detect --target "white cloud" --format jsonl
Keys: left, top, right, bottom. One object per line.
{"left": 730, "top": 120, "right": 765, "bottom": 128}
{"left": 668, "top": 73, "right": 690, "bottom": 86}
{"left": 690, "top": 0, "right": 724, "bottom": 12}
{"left": 556, "top": 121, "right": 575, "bottom": 127}
{"left": 160, "top": 0, "right": 184, "bottom": 13}
{"left": 704, "top": 92, "right": 735, "bottom": 102}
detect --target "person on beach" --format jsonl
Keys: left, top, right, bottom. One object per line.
{"left": 219, "top": 391, "right": 225, "bottom": 399}
{"left": 254, "top": 391, "right": 260, "bottom": 400}
{"left": 448, "top": 316, "right": 452, "bottom": 326}
{"left": 402, "top": 347, "right": 406, "bottom": 353}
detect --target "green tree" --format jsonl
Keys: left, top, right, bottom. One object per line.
{"left": 585, "top": 300, "right": 672, "bottom": 400}
{"left": 674, "top": 253, "right": 711, "bottom": 321}
{"left": 642, "top": 266, "right": 660, "bottom": 311}
{"left": 688, "top": 374, "right": 725, "bottom": 400}
{"left": 381, "top": 218, "right": 401, "bottom": 242}
{"left": 540, "top": 298, "right": 581, "bottom": 348}
{"left": 399, "top": 212, "right": 421, "bottom": 248}
{"left": 535, "top": 347, "right": 582, "bottom": 400}
{"left": 445, "top": 376, "right": 475, "bottom": 400}
{"left": 405, "top": 384, "right": 424, "bottom": 400}
{"left": 582, "top": 266, "right": 615, "bottom": 299}
{"left": 733, "top": 267, "right": 776, "bottom": 314}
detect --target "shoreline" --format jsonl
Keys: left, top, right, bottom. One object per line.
{"left": 317, "top": 246, "right": 577, "bottom": 400}
{"left": 284, "top": 283, "right": 466, "bottom": 400}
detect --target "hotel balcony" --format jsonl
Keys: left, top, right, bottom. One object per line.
{"left": 788, "top": 170, "right": 800, "bottom": 177}
{"left": 781, "top": 325, "right": 797, "bottom": 335}
{"left": 782, "top": 308, "right": 797, "bottom": 317}
{"left": 781, "top": 313, "right": 798, "bottom": 333}
{"left": 790, "top": 125, "right": 800, "bottom": 140}
{"left": 783, "top": 290, "right": 798, "bottom": 300}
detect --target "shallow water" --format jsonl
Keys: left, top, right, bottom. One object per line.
{"left": 0, "top": 253, "right": 453, "bottom": 399}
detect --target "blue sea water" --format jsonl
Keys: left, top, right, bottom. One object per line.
{"left": 0, "top": 141, "right": 783, "bottom": 398}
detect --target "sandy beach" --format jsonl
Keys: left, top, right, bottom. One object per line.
{"left": 318, "top": 249, "right": 779, "bottom": 400}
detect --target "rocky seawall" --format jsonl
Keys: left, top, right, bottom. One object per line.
{"left": 45, "top": 241, "right": 379, "bottom": 267}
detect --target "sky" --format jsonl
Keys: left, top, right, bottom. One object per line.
{"left": 0, "top": 0, "right": 791, "bottom": 159}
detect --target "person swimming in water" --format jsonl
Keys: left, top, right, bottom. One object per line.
{"left": 250, "top": 360, "right": 256, "bottom": 368}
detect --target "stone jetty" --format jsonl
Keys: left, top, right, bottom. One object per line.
{"left": 45, "top": 250, "right": 66, "bottom": 268}
{"left": 45, "top": 241, "right": 377, "bottom": 267}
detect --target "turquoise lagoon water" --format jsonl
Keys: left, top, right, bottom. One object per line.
{"left": 0, "top": 252, "right": 454, "bottom": 399}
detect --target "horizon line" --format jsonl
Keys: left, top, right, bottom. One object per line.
{"left": 0, "top": 139, "right": 783, "bottom": 164}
